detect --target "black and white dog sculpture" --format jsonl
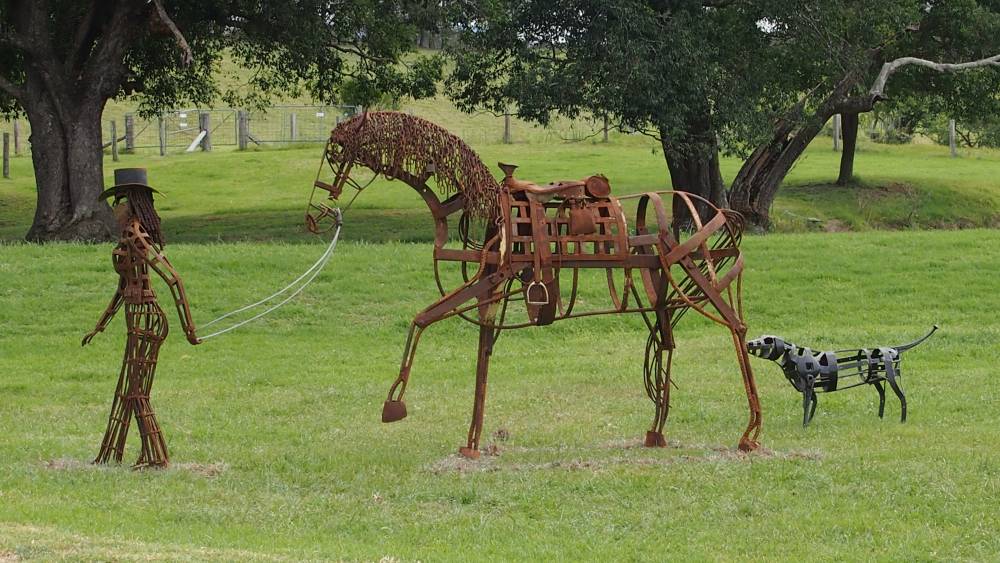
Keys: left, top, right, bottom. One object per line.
{"left": 747, "top": 326, "right": 938, "bottom": 425}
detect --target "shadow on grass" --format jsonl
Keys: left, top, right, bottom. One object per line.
{"left": 159, "top": 206, "right": 439, "bottom": 244}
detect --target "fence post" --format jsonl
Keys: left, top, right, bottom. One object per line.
{"left": 503, "top": 110, "right": 511, "bottom": 144}
{"left": 158, "top": 114, "right": 167, "bottom": 156}
{"left": 949, "top": 119, "right": 957, "bottom": 157}
{"left": 832, "top": 114, "right": 841, "bottom": 151}
{"left": 3, "top": 132, "right": 9, "bottom": 178}
{"left": 124, "top": 114, "right": 134, "bottom": 153}
{"left": 290, "top": 113, "right": 298, "bottom": 142}
{"left": 237, "top": 110, "right": 249, "bottom": 150}
{"left": 12, "top": 120, "right": 20, "bottom": 156}
{"left": 199, "top": 112, "right": 212, "bottom": 151}
{"left": 110, "top": 120, "right": 119, "bottom": 162}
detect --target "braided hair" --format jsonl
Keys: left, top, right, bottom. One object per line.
{"left": 121, "top": 188, "right": 165, "bottom": 246}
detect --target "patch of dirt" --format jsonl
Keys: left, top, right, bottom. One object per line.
{"left": 42, "top": 458, "right": 92, "bottom": 471}
{"left": 823, "top": 219, "right": 851, "bottom": 232}
{"left": 0, "top": 550, "right": 19, "bottom": 562}
{"left": 427, "top": 444, "right": 822, "bottom": 474}
{"left": 173, "top": 462, "right": 228, "bottom": 478}
{"left": 42, "top": 459, "right": 227, "bottom": 477}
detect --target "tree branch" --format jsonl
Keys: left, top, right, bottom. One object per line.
{"left": 151, "top": 0, "right": 193, "bottom": 66}
{"left": 67, "top": 0, "right": 103, "bottom": 73}
{"left": 0, "top": 74, "right": 26, "bottom": 100}
{"left": 869, "top": 53, "right": 1000, "bottom": 100}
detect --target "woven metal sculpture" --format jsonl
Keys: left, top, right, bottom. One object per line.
{"left": 306, "top": 112, "right": 762, "bottom": 457}
{"left": 84, "top": 168, "right": 200, "bottom": 468}
{"left": 747, "top": 325, "right": 938, "bottom": 425}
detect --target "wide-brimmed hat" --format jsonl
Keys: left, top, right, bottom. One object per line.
{"left": 98, "top": 168, "right": 162, "bottom": 201}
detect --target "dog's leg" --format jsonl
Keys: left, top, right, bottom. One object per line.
{"left": 873, "top": 380, "right": 886, "bottom": 419}
{"left": 801, "top": 376, "right": 815, "bottom": 427}
{"left": 883, "top": 358, "right": 906, "bottom": 422}
{"left": 809, "top": 393, "right": 819, "bottom": 422}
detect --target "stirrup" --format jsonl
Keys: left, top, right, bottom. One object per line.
{"left": 526, "top": 280, "right": 550, "bottom": 305}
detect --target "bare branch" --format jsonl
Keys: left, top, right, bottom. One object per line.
{"left": 151, "top": 0, "right": 193, "bottom": 66}
{"left": 870, "top": 53, "right": 1000, "bottom": 99}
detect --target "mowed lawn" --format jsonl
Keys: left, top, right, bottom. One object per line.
{"left": 1, "top": 233, "right": 998, "bottom": 559}
{"left": 1, "top": 135, "right": 999, "bottom": 559}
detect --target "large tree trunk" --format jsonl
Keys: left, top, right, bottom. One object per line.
{"left": 728, "top": 75, "right": 862, "bottom": 229}
{"left": 23, "top": 96, "right": 115, "bottom": 242}
{"left": 837, "top": 112, "right": 860, "bottom": 185}
{"left": 660, "top": 124, "right": 727, "bottom": 230}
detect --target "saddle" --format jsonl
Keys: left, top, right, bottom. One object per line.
{"left": 499, "top": 163, "right": 622, "bottom": 326}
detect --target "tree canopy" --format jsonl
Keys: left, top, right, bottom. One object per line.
{"left": 0, "top": 0, "right": 442, "bottom": 241}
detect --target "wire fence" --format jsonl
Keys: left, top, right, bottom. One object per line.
{"left": 1, "top": 104, "right": 615, "bottom": 164}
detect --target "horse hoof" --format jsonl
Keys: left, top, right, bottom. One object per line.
{"left": 644, "top": 431, "right": 667, "bottom": 448}
{"left": 738, "top": 438, "right": 759, "bottom": 452}
{"left": 381, "top": 400, "right": 407, "bottom": 422}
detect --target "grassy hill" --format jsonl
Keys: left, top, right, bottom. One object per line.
{"left": 1, "top": 121, "right": 998, "bottom": 243}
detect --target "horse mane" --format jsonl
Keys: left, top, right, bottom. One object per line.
{"left": 327, "top": 111, "right": 501, "bottom": 220}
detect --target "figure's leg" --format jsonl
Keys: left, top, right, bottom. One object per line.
{"left": 873, "top": 381, "right": 886, "bottom": 419}
{"left": 883, "top": 361, "right": 906, "bottom": 422}
{"left": 809, "top": 393, "right": 819, "bottom": 423}
{"left": 95, "top": 310, "right": 141, "bottom": 465}
{"left": 460, "top": 320, "right": 496, "bottom": 459}
{"left": 94, "top": 361, "right": 132, "bottom": 464}
{"left": 132, "top": 310, "right": 169, "bottom": 468}
{"left": 644, "top": 309, "right": 672, "bottom": 448}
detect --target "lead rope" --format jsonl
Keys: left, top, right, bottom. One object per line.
{"left": 198, "top": 212, "right": 343, "bottom": 341}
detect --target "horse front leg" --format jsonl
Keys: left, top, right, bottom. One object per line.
{"left": 460, "top": 315, "right": 497, "bottom": 459}
{"left": 380, "top": 270, "right": 514, "bottom": 430}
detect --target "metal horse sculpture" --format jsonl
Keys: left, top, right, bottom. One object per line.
{"left": 306, "top": 112, "right": 762, "bottom": 457}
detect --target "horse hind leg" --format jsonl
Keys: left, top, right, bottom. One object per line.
{"left": 643, "top": 312, "right": 672, "bottom": 448}
{"left": 731, "top": 327, "right": 763, "bottom": 451}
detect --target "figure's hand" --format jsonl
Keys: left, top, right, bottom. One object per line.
{"left": 186, "top": 332, "right": 201, "bottom": 345}
{"left": 81, "top": 330, "right": 99, "bottom": 346}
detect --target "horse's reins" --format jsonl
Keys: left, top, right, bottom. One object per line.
{"left": 198, "top": 209, "right": 343, "bottom": 341}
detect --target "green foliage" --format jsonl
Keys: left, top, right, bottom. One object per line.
{"left": 0, "top": 1, "right": 443, "bottom": 117}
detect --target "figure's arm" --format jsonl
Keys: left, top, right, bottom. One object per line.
{"left": 130, "top": 227, "right": 200, "bottom": 345}
{"left": 82, "top": 275, "right": 126, "bottom": 346}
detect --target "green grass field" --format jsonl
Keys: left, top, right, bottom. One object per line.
{"left": 1, "top": 119, "right": 999, "bottom": 559}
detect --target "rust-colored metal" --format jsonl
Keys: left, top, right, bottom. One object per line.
{"left": 85, "top": 168, "right": 200, "bottom": 469}
{"left": 307, "top": 112, "right": 763, "bottom": 457}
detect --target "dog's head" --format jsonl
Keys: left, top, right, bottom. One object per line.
{"left": 747, "top": 335, "right": 790, "bottom": 361}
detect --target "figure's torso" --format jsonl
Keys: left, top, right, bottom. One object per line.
{"left": 114, "top": 219, "right": 157, "bottom": 304}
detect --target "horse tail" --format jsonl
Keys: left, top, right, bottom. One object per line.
{"left": 894, "top": 324, "right": 939, "bottom": 352}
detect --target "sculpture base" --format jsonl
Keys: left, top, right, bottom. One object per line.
{"left": 644, "top": 431, "right": 667, "bottom": 448}
{"left": 458, "top": 446, "right": 480, "bottom": 460}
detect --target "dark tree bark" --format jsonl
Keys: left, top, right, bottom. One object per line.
{"left": 1, "top": 2, "right": 150, "bottom": 242}
{"left": 659, "top": 121, "right": 727, "bottom": 230}
{"left": 837, "top": 112, "right": 859, "bottom": 185}
{"left": 728, "top": 74, "right": 863, "bottom": 228}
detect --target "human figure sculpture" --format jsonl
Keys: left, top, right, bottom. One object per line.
{"left": 84, "top": 168, "right": 200, "bottom": 468}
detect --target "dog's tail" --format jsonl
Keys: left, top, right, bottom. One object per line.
{"left": 894, "top": 324, "right": 939, "bottom": 352}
